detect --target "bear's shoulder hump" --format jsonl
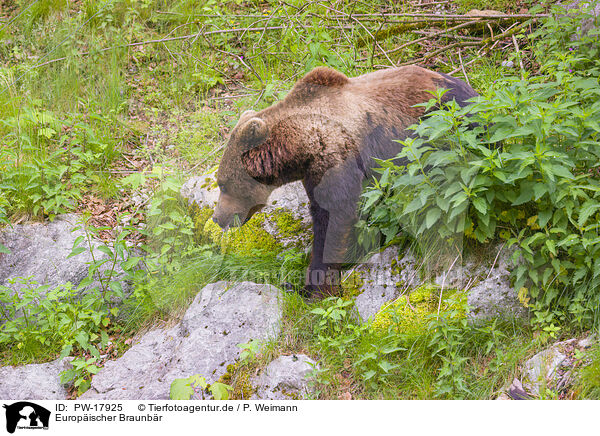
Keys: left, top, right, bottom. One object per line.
{"left": 301, "top": 67, "right": 349, "bottom": 88}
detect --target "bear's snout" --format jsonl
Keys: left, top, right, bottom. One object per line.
{"left": 211, "top": 212, "right": 233, "bottom": 230}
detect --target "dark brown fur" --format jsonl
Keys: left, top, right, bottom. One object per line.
{"left": 213, "top": 65, "right": 478, "bottom": 297}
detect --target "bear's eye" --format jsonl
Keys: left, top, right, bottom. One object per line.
{"left": 218, "top": 184, "right": 227, "bottom": 194}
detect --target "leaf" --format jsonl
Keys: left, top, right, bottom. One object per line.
{"left": 362, "top": 370, "right": 377, "bottom": 381}
{"left": 472, "top": 197, "right": 488, "bottom": 215}
{"left": 67, "top": 246, "right": 87, "bottom": 259}
{"left": 210, "top": 382, "right": 233, "bottom": 400}
{"left": 170, "top": 378, "right": 196, "bottom": 400}
{"left": 109, "top": 281, "right": 123, "bottom": 297}
{"left": 533, "top": 183, "right": 547, "bottom": 200}
{"left": 578, "top": 199, "right": 600, "bottom": 228}
{"left": 188, "top": 374, "right": 208, "bottom": 390}
{"left": 97, "top": 245, "right": 114, "bottom": 258}
{"left": 538, "top": 209, "right": 552, "bottom": 228}
{"left": 425, "top": 208, "right": 441, "bottom": 229}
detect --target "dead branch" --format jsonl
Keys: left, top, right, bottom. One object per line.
{"left": 397, "top": 21, "right": 529, "bottom": 67}
{"left": 358, "top": 20, "right": 479, "bottom": 61}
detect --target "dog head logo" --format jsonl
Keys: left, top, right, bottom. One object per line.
{"left": 3, "top": 402, "right": 50, "bottom": 433}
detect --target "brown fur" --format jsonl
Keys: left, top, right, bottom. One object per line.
{"left": 214, "top": 65, "right": 478, "bottom": 297}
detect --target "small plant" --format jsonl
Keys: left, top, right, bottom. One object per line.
{"left": 170, "top": 374, "right": 233, "bottom": 400}
{"left": 353, "top": 336, "right": 405, "bottom": 390}
{"left": 237, "top": 339, "right": 261, "bottom": 364}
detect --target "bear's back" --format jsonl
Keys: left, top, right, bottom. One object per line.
{"left": 269, "top": 65, "right": 476, "bottom": 127}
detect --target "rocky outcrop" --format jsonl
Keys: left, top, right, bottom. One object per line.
{"left": 0, "top": 214, "right": 131, "bottom": 300}
{"left": 0, "top": 358, "right": 72, "bottom": 400}
{"left": 497, "top": 335, "right": 597, "bottom": 399}
{"left": 354, "top": 244, "right": 527, "bottom": 323}
{"left": 353, "top": 246, "right": 421, "bottom": 322}
{"left": 81, "top": 281, "right": 282, "bottom": 400}
{"left": 0, "top": 214, "right": 93, "bottom": 293}
{"left": 434, "top": 245, "right": 528, "bottom": 320}
{"left": 252, "top": 354, "right": 317, "bottom": 400}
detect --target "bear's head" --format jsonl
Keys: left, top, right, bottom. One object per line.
{"left": 213, "top": 109, "right": 274, "bottom": 229}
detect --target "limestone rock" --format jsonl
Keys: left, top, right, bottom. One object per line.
{"left": 81, "top": 281, "right": 282, "bottom": 400}
{"left": 353, "top": 246, "right": 421, "bottom": 322}
{"left": 434, "top": 245, "right": 527, "bottom": 320}
{"left": 0, "top": 214, "right": 132, "bottom": 300}
{"left": 522, "top": 340, "right": 574, "bottom": 396}
{"left": 0, "top": 358, "right": 72, "bottom": 400}
{"left": 252, "top": 355, "right": 317, "bottom": 400}
{"left": 0, "top": 215, "right": 92, "bottom": 293}
{"left": 578, "top": 335, "right": 596, "bottom": 348}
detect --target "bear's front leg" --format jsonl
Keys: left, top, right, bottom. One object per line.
{"left": 302, "top": 199, "right": 343, "bottom": 298}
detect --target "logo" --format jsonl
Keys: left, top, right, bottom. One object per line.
{"left": 2, "top": 402, "right": 50, "bottom": 434}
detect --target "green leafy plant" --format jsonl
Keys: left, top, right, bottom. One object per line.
{"left": 170, "top": 374, "right": 233, "bottom": 400}
{"left": 360, "top": 7, "right": 600, "bottom": 331}
{"left": 353, "top": 337, "right": 404, "bottom": 390}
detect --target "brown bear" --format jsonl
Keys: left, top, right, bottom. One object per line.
{"left": 213, "top": 65, "right": 478, "bottom": 298}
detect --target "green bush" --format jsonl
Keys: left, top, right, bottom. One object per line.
{"left": 359, "top": 5, "right": 600, "bottom": 331}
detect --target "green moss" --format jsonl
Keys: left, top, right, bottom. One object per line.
{"left": 371, "top": 284, "right": 467, "bottom": 336}
{"left": 342, "top": 271, "right": 364, "bottom": 298}
{"left": 203, "top": 212, "right": 283, "bottom": 257}
{"left": 218, "top": 363, "right": 255, "bottom": 400}
{"left": 272, "top": 209, "right": 308, "bottom": 240}
{"left": 189, "top": 204, "right": 215, "bottom": 244}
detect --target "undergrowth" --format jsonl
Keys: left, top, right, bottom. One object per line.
{"left": 359, "top": 5, "right": 600, "bottom": 336}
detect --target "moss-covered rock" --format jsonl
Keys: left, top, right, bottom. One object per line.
{"left": 341, "top": 270, "right": 364, "bottom": 298}
{"left": 181, "top": 174, "right": 312, "bottom": 257}
{"left": 202, "top": 212, "right": 283, "bottom": 256}
{"left": 370, "top": 284, "right": 467, "bottom": 336}
{"left": 217, "top": 363, "right": 255, "bottom": 400}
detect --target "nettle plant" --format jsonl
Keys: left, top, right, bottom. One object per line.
{"left": 359, "top": 7, "right": 600, "bottom": 331}
{"left": 0, "top": 215, "right": 145, "bottom": 394}
{"left": 0, "top": 102, "right": 121, "bottom": 219}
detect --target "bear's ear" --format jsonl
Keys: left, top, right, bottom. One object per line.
{"left": 239, "top": 117, "right": 269, "bottom": 148}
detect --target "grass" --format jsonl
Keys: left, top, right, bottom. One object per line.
{"left": 575, "top": 345, "right": 600, "bottom": 399}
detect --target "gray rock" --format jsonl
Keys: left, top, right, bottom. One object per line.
{"left": 435, "top": 245, "right": 527, "bottom": 320}
{"left": 522, "top": 340, "right": 574, "bottom": 396}
{"left": 507, "top": 378, "right": 531, "bottom": 400}
{"left": 354, "top": 246, "right": 421, "bottom": 322}
{"left": 354, "top": 244, "right": 526, "bottom": 322}
{"left": 180, "top": 173, "right": 220, "bottom": 210}
{"left": 81, "top": 281, "right": 282, "bottom": 400}
{"left": 0, "top": 358, "right": 72, "bottom": 400}
{"left": 252, "top": 355, "right": 317, "bottom": 400}
{"left": 0, "top": 214, "right": 132, "bottom": 300}
{"left": 0, "top": 214, "right": 92, "bottom": 293}
{"left": 578, "top": 335, "right": 596, "bottom": 348}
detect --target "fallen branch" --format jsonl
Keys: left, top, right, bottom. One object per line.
{"left": 358, "top": 19, "right": 479, "bottom": 61}
{"left": 31, "top": 26, "right": 290, "bottom": 69}
{"left": 397, "top": 21, "right": 529, "bottom": 67}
